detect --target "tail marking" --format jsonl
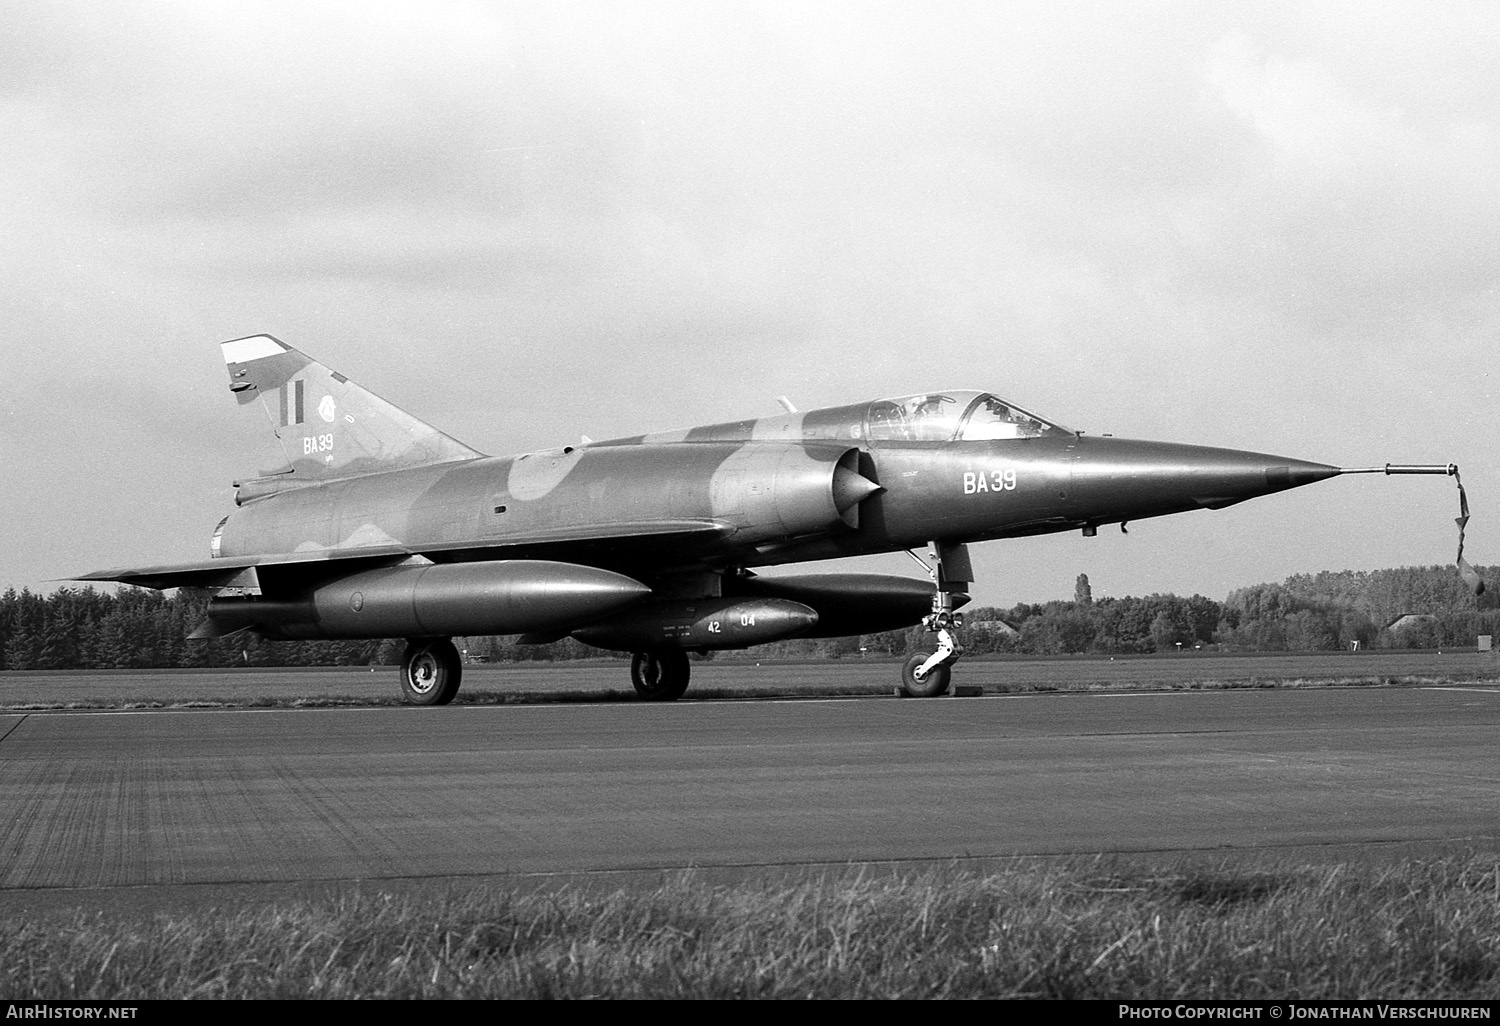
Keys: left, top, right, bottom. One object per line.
{"left": 221, "top": 334, "right": 483, "bottom": 488}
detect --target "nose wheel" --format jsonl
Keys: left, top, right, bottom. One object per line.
{"left": 901, "top": 645, "right": 953, "bottom": 697}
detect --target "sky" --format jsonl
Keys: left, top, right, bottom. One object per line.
{"left": 2, "top": 0, "right": 1496, "bottom": 608}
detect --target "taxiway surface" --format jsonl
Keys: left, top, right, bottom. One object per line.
{"left": 3, "top": 687, "right": 1499, "bottom": 895}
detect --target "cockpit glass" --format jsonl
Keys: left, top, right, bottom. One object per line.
{"left": 958, "top": 393, "right": 1068, "bottom": 440}
{"left": 864, "top": 393, "right": 968, "bottom": 442}
{"left": 863, "top": 391, "right": 1068, "bottom": 442}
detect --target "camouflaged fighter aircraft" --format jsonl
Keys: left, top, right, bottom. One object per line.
{"left": 74, "top": 334, "right": 1469, "bottom": 704}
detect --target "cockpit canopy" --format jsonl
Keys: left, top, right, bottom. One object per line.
{"left": 862, "top": 391, "right": 1070, "bottom": 442}
{"left": 615, "top": 389, "right": 1072, "bottom": 447}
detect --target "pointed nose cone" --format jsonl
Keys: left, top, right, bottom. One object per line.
{"left": 1071, "top": 438, "right": 1340, "bottom": 521}
{"left": 831, "top": 463, "right": 883, "bottom": 527}
{"left": 1195, "top": 453, "right": 1341, "bottom": 508}
{"left": 1262, "top": 460, "right": 1343, "bottom": 494}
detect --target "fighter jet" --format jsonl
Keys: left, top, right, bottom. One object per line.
{"left": 74, "top": 334, "right": 1465, "bottom": 703}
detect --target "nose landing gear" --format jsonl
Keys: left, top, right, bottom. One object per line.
{"left": 899, "top": 542, "right": 972, "bottom": 698}
{"left": 902, "top": 611, "right": 963, "bottom": 697}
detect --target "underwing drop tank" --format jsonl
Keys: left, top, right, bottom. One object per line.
{"left": 572, "top": 596, "right": 821, "bottom": 651}
{"left": 727, "top": 572, "right": 949, "bottom": 637}
{"left": 195, "top": 560, "right": 652, "bottom": 640}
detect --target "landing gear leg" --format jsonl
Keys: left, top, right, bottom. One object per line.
{"left": 400, "top": 638, "right": 462, "bottom": 706}
{"left": 899, "top": 542, "right": 973, "bottom": 698}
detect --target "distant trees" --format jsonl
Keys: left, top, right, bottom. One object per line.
{"left": 1, "top": 565, "right": 1494, "bottom": 669}
{"left": 734, "top": 566, "right": 1498, "bottom": 660}
{"left": 0, "top": 587, "right": 384, "bottom": 671}
{"left": 955, "top": 592, "right": 1219, "bottom": 657}
{"left": 1074, "top": 573, "right": 1093, "bottom": 606}
{"left": 1215, "top": 566, "right": 1500, "bottom": 653}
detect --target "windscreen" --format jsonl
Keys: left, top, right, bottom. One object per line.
{"left": 957, "top": 393, "right": 1070, "bottom": 440}
{"left": 864, "top": 391, "right": 1068, "bottom": 441}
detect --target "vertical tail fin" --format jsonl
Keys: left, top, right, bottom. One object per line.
{"left": 221, "top": 335, "right": 483, "bottom": 484}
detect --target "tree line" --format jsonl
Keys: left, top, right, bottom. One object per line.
{"left": 0, "top": 588, "right": 393, "bottom": 670}
{"left": 1, "top": 564, "right": 1495, "bottom": 670}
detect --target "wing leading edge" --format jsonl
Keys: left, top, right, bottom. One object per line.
{"left": 70, "top": 519, "right": 737, "bottom": 593}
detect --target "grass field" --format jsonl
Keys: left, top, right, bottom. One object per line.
{"left": 2, "top": 649, "right": 1497, "bottom": 710}
{"left": 6, "top": 857, "right": 1499, "bottom": 999}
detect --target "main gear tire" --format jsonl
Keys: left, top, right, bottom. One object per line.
{"left": 401, "top": 638, "right": 463, "bottom": 706}
{"left": 900, "top": 651, "right": 951, "bottom": 698}
{"left": 631, "top": 650, "right": 691, "bottom": 701}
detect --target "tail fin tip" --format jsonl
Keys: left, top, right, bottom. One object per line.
{"left": 221, "top": 334, "right": 290, "bottom": 365}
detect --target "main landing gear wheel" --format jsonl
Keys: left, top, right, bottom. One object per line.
{"left": 900, "top": 651, "right": 951, "bottom": 698}
{"left": 631, "top": 650, "right": 690, "bottom": 701}
{"left": 401, "top": 638, "right": 462, "bottom": 706}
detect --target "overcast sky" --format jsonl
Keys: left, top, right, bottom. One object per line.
{"left": 3, "top": 0, "right": 1495, "bottom": 607}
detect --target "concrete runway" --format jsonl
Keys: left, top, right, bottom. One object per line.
{"left": 3, "top": 686, "right": 1499, "bottom": 900}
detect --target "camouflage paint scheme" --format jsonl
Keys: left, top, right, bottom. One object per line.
{"left": 74, "top": 334, "right": 1359, "bottom": 701}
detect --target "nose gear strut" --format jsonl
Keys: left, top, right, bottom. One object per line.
{"left": 900, "top": 541, "right": 973, "bottom": 697}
